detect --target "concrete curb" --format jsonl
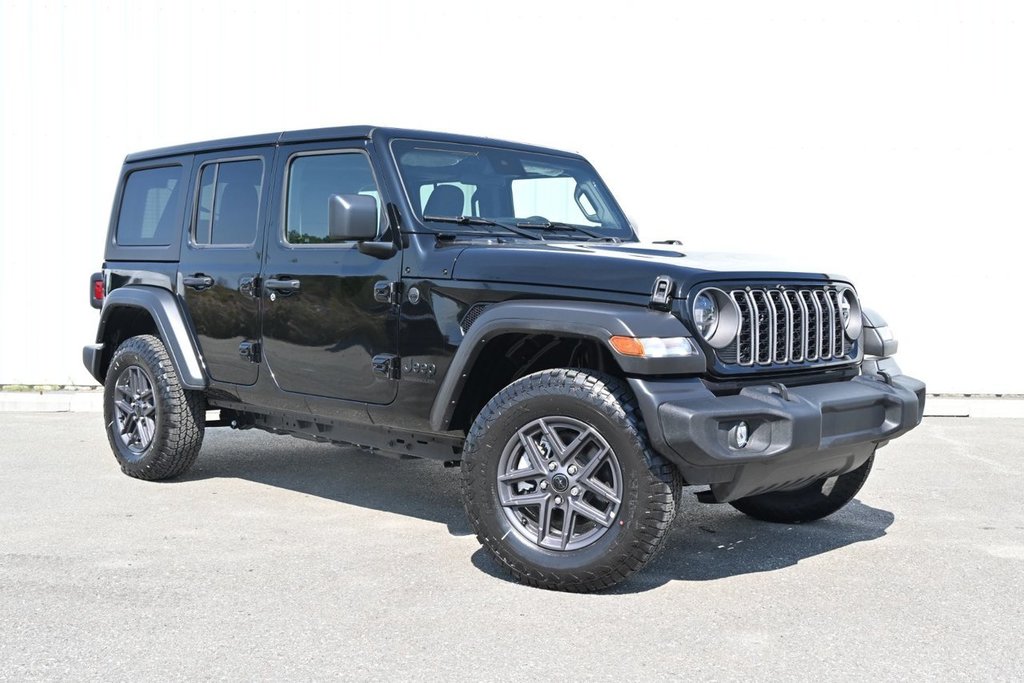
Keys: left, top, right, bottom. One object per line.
{"left": 0, "top": 392, "right": 103, "bottom": 413}
{"left": 923, "top": 397, "right": 1024, "bottom": 418}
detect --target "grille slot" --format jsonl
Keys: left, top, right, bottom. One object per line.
{"left": 720, "top": 286, "right": 853, "bottom": 368}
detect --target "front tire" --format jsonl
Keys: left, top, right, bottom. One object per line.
{"left": 729, "top": 454, "right": 875, "bottom": 523}
{"left": 103, "top": 334, "right": 205, "bottom": 480}
{"left": 461, "top": 369, "right": 681, "bottom": 592}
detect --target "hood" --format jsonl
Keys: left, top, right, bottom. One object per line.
{"left": 451, "top": 241, "right": 846, "bottom": 297}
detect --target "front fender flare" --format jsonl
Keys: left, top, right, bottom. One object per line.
{"left": 429, "top": 300, "right": 704, "bottom": 431}
{"left": 95, "top": 286, "right": 208, "bottom": 390}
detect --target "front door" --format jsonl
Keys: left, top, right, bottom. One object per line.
{"left": 260, "top": 142, "right": 401, "bottom": 404}
{"left": 179, "top": 147, "right": 274, "bottom": 385}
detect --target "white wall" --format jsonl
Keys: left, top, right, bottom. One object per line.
{"left": 1, "top": 0, "right": 1021, "bottom": 393}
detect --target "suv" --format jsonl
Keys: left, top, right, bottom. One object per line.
{"left": 84, "top": 126, "right": 925, "bottom": 591}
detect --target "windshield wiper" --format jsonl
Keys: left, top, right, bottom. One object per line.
{"left": 423, "top": 215, "right": 542, "bottom": 241}
{"left": 515, "top": 220, "right": 617, "bottom": 242}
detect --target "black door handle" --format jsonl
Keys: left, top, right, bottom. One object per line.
{"left": 183, "top": 275, "right": 214, "bottom": 290}
{"left": 265, "top": 278, "right": 301, "bottom": 292}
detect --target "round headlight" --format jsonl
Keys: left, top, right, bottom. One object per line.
{"left": 693, "top": 292, "right": 718, "bottom": 338}
{"left": 839, "top": 288, "right": 862, "bottom": 339}
{"left": 693, "top": 288, "right": 740, "bottom": 349}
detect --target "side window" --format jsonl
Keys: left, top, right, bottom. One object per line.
{"left": 511, "top": 177, "right": 601, "bottom": 226}
{"left": 193, "top": 159, "right": 262, "bottom": 246}
{"left": 115, "top": 165, "right": 185, "bottom": 246}
{"left": 286, "top": 153, "right": 381, "bottom": 244}
{"left": 419, "top": 181, "right": 477, "bottom": 217}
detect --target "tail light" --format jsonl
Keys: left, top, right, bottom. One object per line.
{"left": 90, "top": 272, "right": 104, "bottom": 309}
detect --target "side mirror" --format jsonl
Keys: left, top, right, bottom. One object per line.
{"left": 328, "top": 194, "right": 378, "bottom": 242}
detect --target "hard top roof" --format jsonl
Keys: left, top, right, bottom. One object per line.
{"left": 124, "top": 126, "right": 584, "bottom": 163}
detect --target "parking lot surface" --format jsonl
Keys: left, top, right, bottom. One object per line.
{"left": 1, "top": 413, "right": 1022, "bottom": 680}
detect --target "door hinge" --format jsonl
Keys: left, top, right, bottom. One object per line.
{"left": 374, "top": 280, "right": 402, "bottom": 304}
{"left": 239, "top": 341, "right": 261, "bottom": 363}
{"left": 239, "top": 276, "right": 260, "bottom": 299}
{"left": 372, "top": 353, "right": 400, "bottom": 380}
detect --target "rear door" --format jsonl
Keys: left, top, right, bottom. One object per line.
{"left": 259, "top": 141, "right": 401, "bottom": 403}
{"left": 178, "top": 147, "right": 274, "bottom": 385}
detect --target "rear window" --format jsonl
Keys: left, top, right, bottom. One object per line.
{"left": 116, "top": 165, "right": 185, "bottom": 246}
{"left": 193, "top": 159, "right": 263, "bottom": 246}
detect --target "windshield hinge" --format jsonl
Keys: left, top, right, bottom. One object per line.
{"left": 650, "top": 275, "right": 675, "bottom": 311}
{"left": 372, "top": 353, "right": 400, "bottom": 380}
{"left": 238, "top": 340, "right": 261, "bottom": 364}
{"left": 374, "top": 280, "right": 402, "bottom": 304}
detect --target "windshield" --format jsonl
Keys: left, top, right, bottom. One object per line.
{"left": 391, "top": 139, "right": 633, "bottom": 240}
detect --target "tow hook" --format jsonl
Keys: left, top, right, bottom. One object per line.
{"left": 769, "top": 382, "right": 792, "bottom": 401}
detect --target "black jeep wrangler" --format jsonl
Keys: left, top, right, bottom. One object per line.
{"left": 84, "top": 126, "right": 925, "bottom": 591}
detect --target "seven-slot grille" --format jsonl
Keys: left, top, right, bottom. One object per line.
{"left": 716, "top": 286, "right": 852, "bottom": 367}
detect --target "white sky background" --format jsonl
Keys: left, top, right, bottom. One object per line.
{"left": 1, "top": 0, "right": 1022, "bottom": 393}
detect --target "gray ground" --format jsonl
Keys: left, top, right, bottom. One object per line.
{"left": 1, "top": 414, "right": 1021, "bottom": 681}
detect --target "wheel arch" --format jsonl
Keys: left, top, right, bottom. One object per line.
{"left": 430, "top": 300, "right": 704, "bottom": 432}
{"left": 92, "top": 286, "right": 208, "bottom": 390}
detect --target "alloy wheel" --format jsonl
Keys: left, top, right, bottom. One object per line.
{"left": 496, "top": 416, "right": 623, "bottom": 551}
{"left": 113, "top": 365, "right": 157, "bottom": 454}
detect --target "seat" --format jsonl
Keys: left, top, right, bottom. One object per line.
{"left": 213, "top": 183, "right": 258, "bottom": 245}
{"left": 423, "top": 185, "right": 465, "bottom": 217}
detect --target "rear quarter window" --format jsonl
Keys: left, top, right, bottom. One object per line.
{"left": 115, "top": 165, "right": 185, "bottom": 246}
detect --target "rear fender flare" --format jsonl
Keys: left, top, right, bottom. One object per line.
{"left": 96, "top": 286, "right": 208, "bottom": 390}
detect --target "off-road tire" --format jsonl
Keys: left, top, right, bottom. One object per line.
{"left": 729, "top": 453, "right": 875, "bottom": 523}
{"left": 461, "top": 369, "right": 682, "bottom": 592}
{"left": 103, "top": 334, "right": 205, "bottom": 480}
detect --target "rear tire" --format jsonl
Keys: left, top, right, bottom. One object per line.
{"left": 729, "top": 453, "right": 875, "bottom": 523}
{"left": 103, "top": 334, "right": 205, "bottom": 480}
{"left": 461, "top": 369, "right": 681, "bottom": 592}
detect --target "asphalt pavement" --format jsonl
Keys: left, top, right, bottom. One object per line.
{"left": 1, "top": 413, "right": 1021, "bottom": 680}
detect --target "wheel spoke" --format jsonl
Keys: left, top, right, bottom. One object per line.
{"left": 114, "top": 399, "right": 133, "bottom": 419}
{"left": 575, "top": 445, "right": 609, "bottom": 480}
{"left": 557, "top": 427, "right": 593, "bottom": 465}
{"left": 137, "top": 417, "right": 148, "bottom": 446}
{"left": 580, "top": 477, "right": 621, "bottom": 506}
{"left": 500, "top": 491, "right": 548, "bottom": 508}
{"left": 560, "top": 506, "right": 575, "bottom": 550}
{"left": 569, "top": 498, "right": 614, "bottom": 528}
{"left": 140, "top": 401, "right": 156, "bottom": 417}
{"left": 120, "top": 414, "right": 136, "bottom": 435}
{"left": 536, "top": 496, "right": 554, "bottom": 545}
{"left": 517, "top": 431, "right": 548, "bottom": 472}
{"left": 497, "top": 468, "right": 542, "bottom": 484}
{"left": 537, "top": 419, "right": 565, "bottom": 459}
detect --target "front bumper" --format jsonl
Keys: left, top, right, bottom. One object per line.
{"left": 629, "top": 357, "right": 925, "bottom": 502}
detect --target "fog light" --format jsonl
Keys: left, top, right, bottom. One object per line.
{"left": 730, "top": 421, "right": 749, "bottom": 449}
